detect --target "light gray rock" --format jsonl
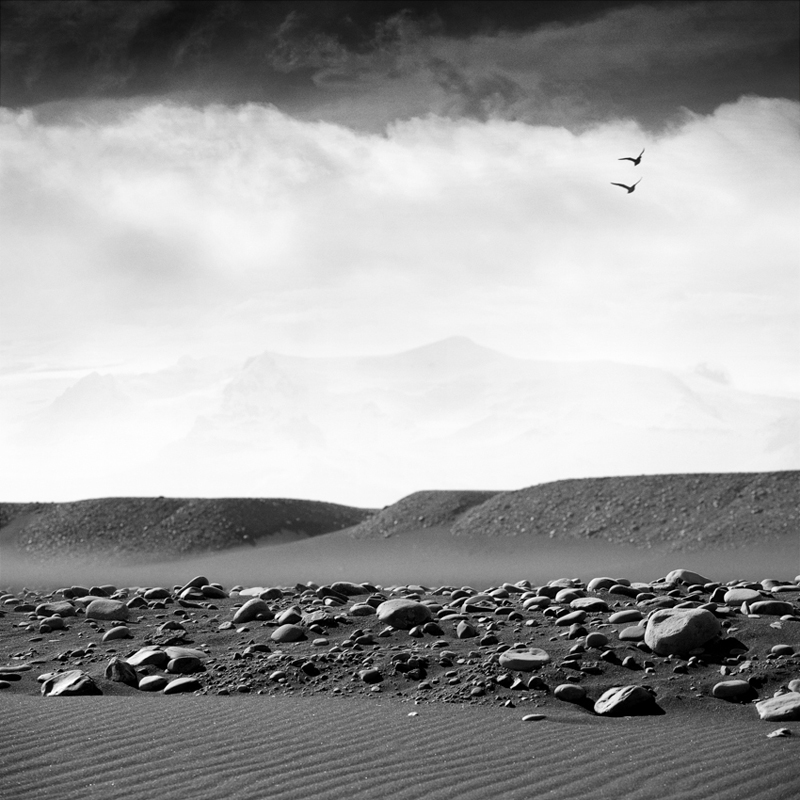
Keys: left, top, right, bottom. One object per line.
{"left": 376, "top": 599, "right": 432, "bottom": 630}
{"left": 570, "top": 597, "right": 609, "bottom": 613}
{"left": 594, "top": 685, "right": 661, "bottom": 716}
{"left": 723, "top": 588, "right": 763, "bottom": 604}
{"left": 497, "top": 648, "right": 551, "bottom": 671}
{"left": 232, "top": 598, "right": 273, "bottom": 624}
{"left": 163, "top": 676, "right": 201, "bottom": 694}
{"left": 756, "top": 692, "right": 800, "bottom": 721}
{"left": 644, "top": 607, "right": 721, "bottom": 656}
{"left": 666, "top": 568, "right": 712, "bottom": 586}
{"left": 102, "top": 625, "right": 131, "bottom": 642}
{"left": 271, "top": 624, "right": 306, "bottom": 643}
{"left": 349, "top": 603, "right": 376, "bottom": 616}
{"left": 554, "top": 684, "right": 586, "bottom": 703}
{"left": 126, "top": 648, "right": 169, "bottom": 668}
{"left": 138, "top": 675, "right": 168, "bottom": 692}
{"left": 330, "top": 581, "right": 368, "bottom": 596}
{"left": 85, "top": 598, "right": 129, "bottom": 621}
{"left": 41, "top": 670, "right": 102, "bottom": 696}
{"left": 712, "top": 680, "right": 752, "bottom": 700}
{"left": 34, "top": 601, "right": 76, "bottom": 617}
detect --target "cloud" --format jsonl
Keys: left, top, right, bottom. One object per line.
{"left": 0, "top": 95, "right": 798, "bottom": 396}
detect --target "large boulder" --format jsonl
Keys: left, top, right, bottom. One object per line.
{"left": 376, "top": 599, "right": 432, "bottom": 630}
{"left": 85, "top": 599, "right": 129, "bottom": 621}
{"left": 644, "top": 607, "right": 721, "bottom": 656}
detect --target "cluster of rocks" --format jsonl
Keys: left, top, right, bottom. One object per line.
{"left": 1, "top": 568, "right": 798, "bottom": 724}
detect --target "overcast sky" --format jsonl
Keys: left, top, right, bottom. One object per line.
{"left": 1, "top": 0, "right": 799, "bottom": 401}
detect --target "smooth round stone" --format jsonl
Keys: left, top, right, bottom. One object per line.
{"left": 359, "top": 668, "right": 383, "bottom": 684}
{"left": 619, "top": 625, "right": 646, "bottom": 641}
{"left": 143, "top": 588, "right": 171, "bottom": 600}
{"left": 756, "top": 692, "right": 800, "bottom": 721}
{"left": 521, "top": 713, "right": 546, "bottom": 721}
{"left": 126, "top": 648, "right": 169, "bottom": 668}
{"left": 555, "top": 610, "right": 587, "bottom": 626}
{"left": 138, "top": 675, "right": 168, "bottom": 692}
{"left": 0, "top": 681, "right": 10, "bottom": 690}
{"left": 40, "top": 615, "right": 65, "bottom": 630}
{"left": 585, "top": 632, "right": 609, "bottom": 648}
{"left": 712, "top": 680, "right": 752, "bottom": 699}
{"left": 594, "top": 685, "right": 660, "bottom": 716}
{"left": 666, "top": 568, "right": 712, "bottom": 586}
{"left": 349, "top": 603, "right": 376, "bottom": 616}
{"left": 747, "top": 600, "right": 795, "bottom": 616}
{"left": 167, "top": 656, "right": 203, "bottom": 674}
{"left": 498, "top": 648, "right": 551, "bottom": 671}
{"left": 787, "top": 680, "right": 800, "bottom": 693}
{"left": 179, "top": 576, "right": 208, "bottom": 591}
{"left": 723, "top": 588, "right": 763, "bottom": 604}
{"left": 163, "top": 676, "right": 201, "bottom": 694}
{"left": 376, "top": 599, "right": 432, "bottom": 630}
{"left": 330, "top": 581, "right": 368, "bottom": 596}
{"left": 232, "top": 598, "right": 273, "bottom": 624}
{"left": 271, "top": 624, "right": 306, "bottom": 643}
{"left": 201, "top": 585, "right": 228, "bottom": 599}
{"left": 608, "top": 584, "right": 639, "bottom": 599}
{"left": 570, "top": 597, "right": 609, "bottom": 613}
{"left": 609, "top": 609, "right": 644, "bottom": 624}
{"left": 85, "top": 598, "right": 129, "bottom": 621}
{"left": 771, "top": 644, "right": 795, "bottom": 656}
{"left": 34, "top": 601, "right": 76, "bottom": 618}
{"left": 554, "top": 589, "right": 584, "bottom": 604}
{"left": 522, "top": 596, "right": 551, "bottom": 610}
{"left": 587, "top": 577, "right": 618, "bottom": 591}
{"left": 554, "top": 684, "right": 586, "bottom": 703}
{"left": 644, "top": 608, "right": 721, "bottom": 656}
{"left": 102, "top": 625, "right": 131, "bottom": 642}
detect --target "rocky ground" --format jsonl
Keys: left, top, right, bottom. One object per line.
{"left": 2, "top": 569, "right": 799, "bottom": 725}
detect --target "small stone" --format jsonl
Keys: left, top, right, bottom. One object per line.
{"left": 359, "top": 668, "right": 383, "bottom": 684}
{"left": 767, "top": 728, "right": 792, "bottom": 738}
{"left": 271, "top": 624, "right": 306, "bottom": 643}
{"left": 619, "top": 626, "right": 646, "bottom": 641}
{"left": 712, "top": 680, "right": 753, "bottom": 700}
{"left": 102, "top": 625, "right": 131, "bottom": 642}
{"left": 585, "top": 632, "right": 609, "bottom": 648}
{"left": 521, "top": 713, "right": 546, "bottom": 721}
{"left": 105, "top": 657, "right": 140, "bottom": 687}
{"left": 748, "top": 600, "right": 796, "bottom": 616}
{"left": 723, "top": 588, "right": 763, "bottom": 604}
{"left": 126, "top": 648, "right": 169, "bottom": 668}
{"left": 167, "top": 656, "right": 204, "bottom": 674}
{"left": 41, "top": 670, "right": 102, "bottom": 696}
{"left": 456, "top": 621, "right": 478, "bottom": 639}
{"left": 608, "top": 610, "right": 643, "bottom": 624}
{"left": 666, "top": 569, "right": 712, "bottom": 586}
{"left": 138, "top": 675, "right": 168, "bottom": 692}
{"left": 34, "top": 601, "right": 76, "bottom": 618}
{"left": 771, "top": 644, "right": 794, "bottom": 656}
{"left": 554, "top": 684, "right": 586, "bottom": 703}
{"left": 349, "top": 603, "right": 376, "bottom": 616}
{"left": 232, "top": 598, "right": 273, "bottom": 624}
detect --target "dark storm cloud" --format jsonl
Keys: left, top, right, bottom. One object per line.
{"left": 2, "top": 1, "right": 797, "bottom": 130}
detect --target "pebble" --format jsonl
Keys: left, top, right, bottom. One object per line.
{"left": 349, "top": 603, "right": 376, "bottom": 616}
{"left": 608, "top": 609, "right": 643, "bottom": 624}
{"left": 618, "top": 625, "right": 645, "bottom": 641}
{"left": 271, "top": 624, "right": 307, "bottom": 643}
{"left": 584, "top": 632, "right": 609, "bottom": 648}
{"left": 747, "top": 600, "right": 796, "bottom": 616}
{"left": 127, "top": 648, "right": 170, "bottom": 668}
{"left": 138, "top": 675, "right": 168, "bottom": 692}
{"left": 666, "top": 569, "right": 711, "bottom": 586}
{"left": 554, "top": 684, "right": 586, "bottom": 703}
{"left": 521, "top": 713, "right": 546, "bottom": 721}
{"left": 163, "top": 676, "right": 201, "bottom": 694}
{"left": 102, "top": 625, "right": 132, "bottom": 642}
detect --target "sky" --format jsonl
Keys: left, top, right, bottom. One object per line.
{"left": 1, "top": 0, "right": 799, "bottom": 502}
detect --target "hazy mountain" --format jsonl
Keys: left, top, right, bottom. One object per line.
{"left": 3, "top": 337, "right": 797, "bottom": 505}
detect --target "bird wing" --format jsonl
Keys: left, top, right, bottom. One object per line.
{"left": 638, "top": 148, "right": 645, "bottom": 157}
{"left": 618, "top": 157, "right": 634, "bottom": 162}
{"left": 610, "top": 182, "right": 630, "bottom": 189}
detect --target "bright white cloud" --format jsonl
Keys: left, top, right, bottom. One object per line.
{"left": 0, "top": 95, "right": 798, "bottom": 400}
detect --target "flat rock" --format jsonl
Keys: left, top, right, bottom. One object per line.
{"left": 163, "top": 676, "right": 201, "bottom": 694}
{"left": 126, "top": 648, "right": 169, "bottom": 668}
{"left": 644, "top": 607, "right": 721, "bottom": 656}
{"left": 34, "top": 601, "right": 76, "bottom": 618}
{"left": 376, "top": 599, "right": 432, "bottom": 630}
{"left": 756, "top": 692, "right": 800, "bottom": 721}
{"left": 102, "top": 625, "right": 131, "bottom": 642}
{"left": 498, "top": 648, "right": 551, "bottom": 671}
{"left": 41, "top": 670, "right": 102, "bottom": 696}
{"left": 747, "top": 600, "right": 796, "bottom": 616}
{"left": 723, "top": 588, "right": 763, "bottom": 604}
{"left": 138, "top": 675, "right": 168, "bottom": 692}
{"left": 85, "top": 599, "right": 129, "bottom": 621}
{"left": 594, "top": 685, "right": 661, "bottom": 716}
{"left": 608, "top": 609, "right": 643, "bottom": 624}
{"left": 570, "top": 597, "right": 609, "bottom": 613}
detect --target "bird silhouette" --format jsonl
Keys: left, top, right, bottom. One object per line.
{"left": 618, "top": 148, "right": 645, "bottom": 166}
{"left": 611, "top": 178, "right": 641, "bottom": 193}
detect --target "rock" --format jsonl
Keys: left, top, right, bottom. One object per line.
{"left": 498, "top": 648, "right": 551, "bottom": 671}
{"left": 555, "top": 610, "right": 587, "bottom": 626}
{"left": 756, "top": 692, "right": 800, "bottom": 721}
{"left": 712, "top": 680, "right": 753, "bottom": 700}
{"left": 521, "top": 713, "right": 547, "bottom": 721}
{"left": 359, "top": 668, "right": 383, "bottom": 684}
{"left": 767, "top": 728, "right": 792, "bottom": 738}
{"left": 619, "top": 625, "right": 646, "bottom": 641}
{"left": 747, "top": 600, "right": 796, "bottom": 616}
{"left": 587, "top": 577, "right": 618, "bottom": 591}
{"left": 102, "top": 625, "right": 131, "bottom": 642}
{"left": 138, "top": 675, "right": 168, "bottom": 692}
{"left": 232, "top": 598, "right": 273, "bottom": 624}
{"left": 85, "top": 599, "right": 129, "bottom": 622}
{"left": 164, "top": 646, "right": 207, "bottom": 661}
{"left": 271, "top": 624, "right": 306, "bottom": 643}
{"left": 608, "top": 610, "right": 643, "bottom": 624}
{"left": 771, "top": 644, "right": 795, "bottom": 656}
{"left": 163, "top": 677, "right": 201, "bottom": 694}
{"left": 585, "top": 632, "right": 609, "bottom": 648}
{"left": 594, "top": 685, "right": 662, "bottom": 716}
{"left": 179, "top": 576, "right": 208, "bottom": 591}
{"left": 570, "top": 597, "right": 609, "bottom": 613}
{"left": 41, "top": 670, "right": 102, "bottom": 696}
{"left": 143, "top": 588, "right": 171, "bottom": 600}
{"left": 330, "top": 581, "right": 368, "bottom": 596}
{"left": 723, "top": 588, "right": 763, "bottom": 604}
{"left": 303, "top": 610, "right": 337, "bottom": 627}
{"left": 788, "top": 680, "right": 800, "bottom": 693}
{"left": 456, "top": 621, "right": 478, "bottom": 639}
{"left": 349, "top": 603, "right": 376, "bottom": 616}
{"left": 277, "top": 606, "right": 303, "bottom": 625}
{"left": 34, "top": 601, "right": 76, "bottom": 618}
{"left": 554, "top": 684, "right": 586, "bottom": 703}
{"left": 167, "top": 656, "right": 203, "bottom": 674}
{"left": 666, "top": 568, "right": 712, "bottom": 586}
{"left": 201, "top": 585, "right": 228, "bottom": 599}
{"left": 376, "top": 599, "right": 432, "bottom": 630}
{"left": 644, "top": 608, "right": 721, "bottom": 656}
{"left": 105, "top": 657, "right": 139, "bottom": 687}
{"left": 126, "top": 648, "right": 169, "bottom": 668}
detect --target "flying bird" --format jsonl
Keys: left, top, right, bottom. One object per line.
{"left": 618, "top": 148, "right": 645, "bottom": 166}
{"left": 611, "top": 178, "right": 641, "bottom": 193}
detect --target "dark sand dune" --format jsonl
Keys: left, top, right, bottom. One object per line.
{"left": 2, "top": 696, "right": 798, "bottom": 800}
